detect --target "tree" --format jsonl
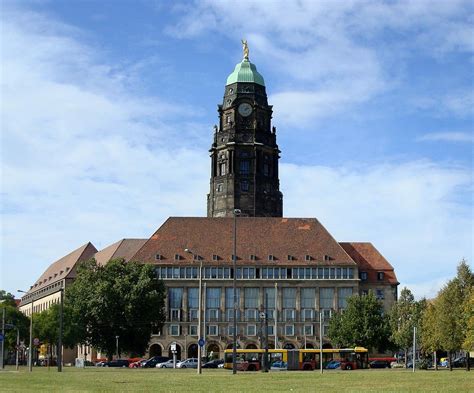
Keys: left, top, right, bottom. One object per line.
{"left": 420, "top": 301, "right": 441, "bottom": 368}
{"left": 389, "top": 287, "right": 426, "bottom": 365}
{"left": 463, "top": 289, "right": 474, "bottom": 353}
{"left": 66, "top": 258, "right": 166, "bottom": 359}
{"left": 0, "top": 290, "right": 30, "bottom": 364}
{"left": 328, "top": 291, "right": 391, "bottom": 351}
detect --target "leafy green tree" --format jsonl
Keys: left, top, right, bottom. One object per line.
{"left": 328, "top": 291, "right": 391, "bottom": 351}
{"left": 463, "top": 289, "right": 474, "bottom": 353}
{"left": 0, "top": 290, "right": 30, "bottom": 363}
{"left": 420, "top": 301, "right": 441, "bottom": 368}
{"left": 66, "top": 258, "right": 166, "bottom": 359}
{"left": 436, "top": 260, "right": 474, "bottom": 371}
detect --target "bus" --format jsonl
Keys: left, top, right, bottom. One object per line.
{"left": 223, "top": 347, "right": 369, "bottom": 371}
{"left": 223, "top": 349, "right": 286, "bottom": 371}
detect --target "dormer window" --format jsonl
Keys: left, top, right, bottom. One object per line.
{"left": 305, "top": 255, "right": 312, "bottom": 261}
{"left": 324, "top": 255, "right": 331, "bottom": 261}
{"left": 268, "top": 255, "right": 275, "bottom": 261}
{"left": 66, "top": 267, "right": 70, "bottom": 271}
{"left": 287, "top": 255, "right": 294, "bottom": 261}
{"left": 377, "top": 272, "right": 384, "bottom": 281}
{"left": 174, "top": 254, "right": 181, "bottom": 261}
{"left": 155, "top": 254, "right": 162, "bottom": 260}
{"left": 212, "top": 254, "right": 219, "bottom": 261}
{"left": 250, "top": 254, "right": 256, "bottom": 261}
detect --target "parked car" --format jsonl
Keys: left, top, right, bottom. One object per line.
{"left": 325, "top": 360, "right": 340, "bottom": 369}
{"left": 270, "top": 360, "right": 287, "bottom": 370}
{"left": 102, "top": 359, "right": 130, "bottom": 368}
{"left": 143, "top": 356, "right": 170, "bottom": 368}
{"left": 202, "top": 359, "right": 224, "bottom": 368}
{"left": 156, "top": 359, "right": 176, "bottom": 368}
{"left": 95, "top": 361, "right": 106, "bottom": 367}
{"left": 369, "top": 360, "right": 390, "bottom": 368}
{"left": 176, "top": 358, "right": 199, "bottom": 368}
{"left": 129, "top": 359, "right": 147, "bottom": 368}
{"left": 452, "top": 357, "right": 474, "bottom": 368}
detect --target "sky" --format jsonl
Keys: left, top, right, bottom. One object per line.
{"left": 1, "top": 0, "right": 473, "bottom": 300}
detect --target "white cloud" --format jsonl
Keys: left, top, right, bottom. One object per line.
{"left": 168, "top": 0, "right": 473, "bottom": 125}
{"left": 417, "top": 132, "right": 473, "bottom": 143}
{"left": 281, "top": 160, "right": 473, "bottom": 297}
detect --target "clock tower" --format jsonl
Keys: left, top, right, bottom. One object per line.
{"left": 207, "top": 44, "right": 283, "bottom": 218}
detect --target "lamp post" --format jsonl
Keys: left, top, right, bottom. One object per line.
{"left": 18, "top": 290, "right": 33, "bottom": 372}
{"left": 184, "top": 248, "right": 203, "bottom": 375}
{"left": 57, "top": 286, "right": 64, "bottom": 372}
{"left": 232, "top": 208, "right": 241, "bottom": 375}
{"left": 1, "top": 303, "right": 5, "bottom": 370}
{"left": 115, "top": 336, "right": 119, "bottom": 359}
{"left": 319, "top": 310, "right": 323, "bottom": 374}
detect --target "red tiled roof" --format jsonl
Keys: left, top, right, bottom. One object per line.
{"left": 132, "top": 217, "right": 356, "bottom": 266}
{"left": 26, "top": 242, "right": 97, "bottom": 294}
{"left": 339, "top": 242, "right": 399, "bottom": 284}
{"left": 94, "top": 239, "right": 147, "bottom": 266}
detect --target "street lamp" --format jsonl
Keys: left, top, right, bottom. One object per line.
{"left": 185, "top": 248, "right": 203, "bottom": 375}
{"left": 116, "top": 336, "right": 119, "bottom": 359}
{"left": 232, "top": 208, "right": 241, "bottom": 375}
{"left": 57, "top": 286, "right": 64, "bottom": 372}
{"left": 17, "top": 290, "right": 33, "bottom": 372}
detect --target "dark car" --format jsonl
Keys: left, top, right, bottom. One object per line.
{"left": 143, "top": 356, "right": 170, "bottom": 368}
{"left": 452, "top": 357, "right": 474, "bottom": 368}
{"left": 369, "top": 360, "right": 390, "bottom": 369}
{"left": 103, "top": 359, "right": 130, "bottom": 368}
{"left": 202, "top": 359, "right": 224, "bottom": 368}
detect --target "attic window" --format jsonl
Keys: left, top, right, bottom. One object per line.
{"left": 377, "top": 272, "right": 384, "bottom": 281}
{"left": 324, "top": 255, "right": 331, "bottom": 261}
{"left": 305, "top": 255, "right": 312, "bottom": 261}
{"left": 212, "top": 254, "right": 219, "bottom": 261}
{"left": 66, "top": 267, "right": 70, "bottom": 271}
{"left": 287, "top": 255, "right": 293, "bottom": 261}
{"left": 250, "top": 254, "right": 256, "bottom": 261}
{"left": 60, "top": 270, "right": 63, "bottom": 275}
{"left": 49, "top": 276, "right": 52, "bottom": 280}
{"left": 54, "top": 273, "right": 57, "bottom": 277}
{"left": 268, "top": 255, "right": 275, "bottom": 261}
{"left": 174, "top": 254, "right": 181, "bottom": 261}
{"left": 155, "top": 254, "right": 162, "bottom": 260}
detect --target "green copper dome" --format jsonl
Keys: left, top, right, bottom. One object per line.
{"left": 226, "top": 59, "right": 265, "bottom": 86}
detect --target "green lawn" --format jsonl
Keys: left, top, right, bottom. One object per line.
{"left": 0, "top": 367, "right": 472, "bottom": 392}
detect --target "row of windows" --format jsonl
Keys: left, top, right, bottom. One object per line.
{"left": 168, "top": 323, "right": 327, "bottom": 337}
{"left": 169, "top": 308, "right": 334, "bottom": 323}
{"left": 156, "top": 254, "right": 332, "bottom": 262}
{"left": 21, "top": 280, "right": 63, "bottom": 303}
{"left": 157, "top": 266, "right": 354, "bottom": 280}
{"left": 359, "top": 271, "right": 385, "bottom": 281}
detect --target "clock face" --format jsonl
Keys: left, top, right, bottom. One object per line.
{"left": 238, "top": 103, "right": 253, "bottom": 117}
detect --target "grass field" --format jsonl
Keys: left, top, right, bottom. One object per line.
{"left": 0, "top": 367, "right": 472, "bottom": 392}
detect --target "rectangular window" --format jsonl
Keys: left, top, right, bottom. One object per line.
{"left": 336, "top": 268, "right": 342, "bottom": 279}
{"left": 301, "top": 288, "right": 315, "bottom": 309}
{"left": 206, "top": 287, "right": 221, "bottom": 309}
{"left": 317, "top": 267, "right": 324, "bottom": 279}
{"left": 376, "top": 289, "right": 384, "bottom": 300}
{"left": 377, "top": 272, "right": 385, "bottom": 281}
{"left": 305, "top": 255, "right": 312, "bottom": 261}
{"left": 330, "top": 268, "right": 335, "bottom": 279}
{"left": 268, "top": 255, "right": 275, "bottom": 261}
{"left": 207, "top": 308, "right": 219, "bottom": 321}
{"left": 282, "top": 288, "right": 296, "bottom": 308}
{"left": 337, "top": 287, "right": 353, "bottom": 309}
{"left": 283, "top": 309, "right": 295, "bottom": 321}
{"left": 304, "top": 325, "right": 314, "bottom": 336}
{"left": 169, "top": 325, "right": 180, "bottom": 336}
{"left": 360, "top": 271, "right": 368, "bottom": 281}
{"left": 207, "top": 325, "right": 218, "bottom": 336}
{"left": 319, "top": 288, "right": 334, "bottom": 309}
{"left": 267, "top": 325, "right": 274, "bottom": 335}
{"left": 244, "top": 287, "right": 259, "bottom": 308}
{"left": 168, "top": 288, "right": 183, "bottom": 309}
{"left": 239, "top": 160, "right": 250, "bottom": 175}
{"left": 155, "top": 254, "right": 162, "bottom": 260}
{"left": 240, "top": 181, "right": 249, "bottom": 191}
{"left": 264, "top": 287, "right": 276, "bottom": 315}
{"left": 245, "top": 308, "right": 257, "bottom": 321}
{"left": 189, "top": 325, "right": 198, "bottom": 336}
{"left": 348, "top": 268, "right": 354, "bottom": 279}
{"left": 250, "top": 254, "right": 256, "bottom": 261}
{"left": 324, "top": 268, "right": 330, "bottom": 279}
{"left": 188, "top": 309, "right": 198, "bottom": 321}
{"left": 285, "top": 324, "right": 294, "bottom": 336}
{"left": 322, "top": 308, "right": 332, "bottom": 322}
{"left": 228, "top": 325, "right": 239, "bottom": 336}
{"left": 247, "top": 325, "right": 256, "bottom": 336}
{"left": 302, "top": 308, "right": 314, "bottom": 321}
{"left": 212, "top": 254, "right": 219, "bottom": 261}
{"left": 170, "top": 308, "right": 181, "bottom": 321}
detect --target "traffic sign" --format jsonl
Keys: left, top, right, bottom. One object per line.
{"left": 198, "top": 338, "right": 205, "bottom": 347}
{"left": 0, "top": 333, "right": 4, "bottom": 342}
{"left": 33, "top": 338, "right": 40, "bottom": 346}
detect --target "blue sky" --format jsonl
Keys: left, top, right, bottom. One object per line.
{"left": 1, "top": 0, "right": 473, "bottom": 299}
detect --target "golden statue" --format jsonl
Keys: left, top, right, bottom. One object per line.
{"left": 241, "top": 39, "right": 249, "bottom": 60}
